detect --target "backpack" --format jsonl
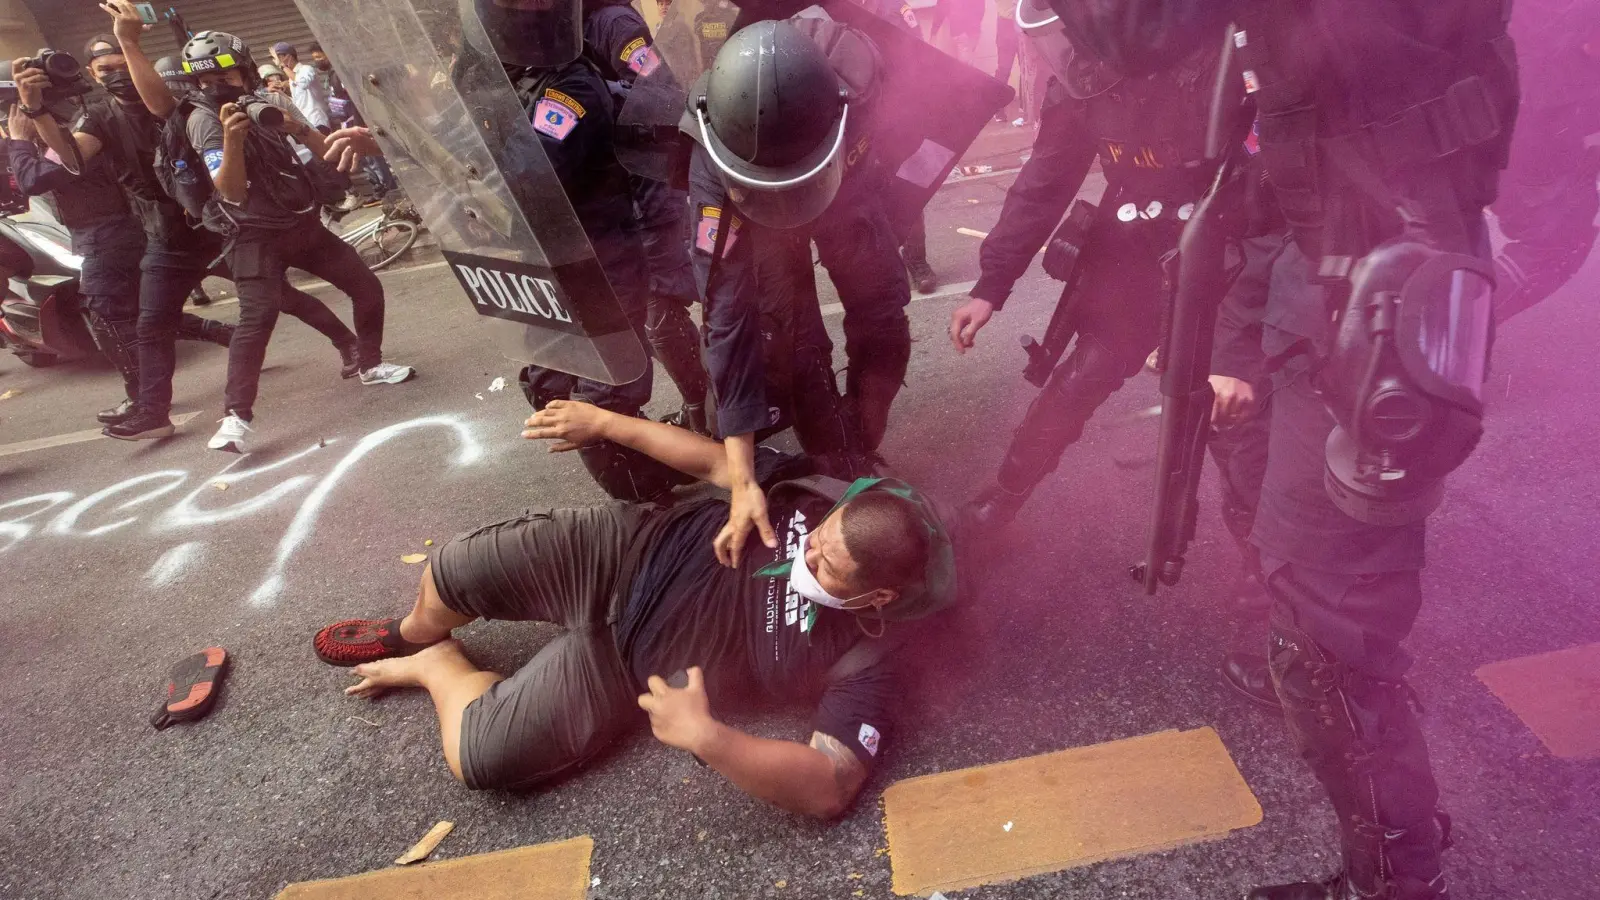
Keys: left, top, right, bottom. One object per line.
{"left": 154, "top": 98, "right": 229, "bottom": 233}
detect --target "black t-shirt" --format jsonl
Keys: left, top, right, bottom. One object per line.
{"left": 77, "top": 98, "right": 196, "bottom": 244}
{"left": 616, "top": 454, "right": 897, "bottom": 768}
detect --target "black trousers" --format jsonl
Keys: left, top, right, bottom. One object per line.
{"left": 223, "top": 220, "right": 381, "bottom": 418}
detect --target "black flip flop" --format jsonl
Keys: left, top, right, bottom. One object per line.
{"left": 152, "top": 647, "right": 229, "bottom": 730}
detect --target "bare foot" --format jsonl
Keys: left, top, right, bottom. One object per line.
{"left": 345, "top": 638, "right": 463, "bottom": 699}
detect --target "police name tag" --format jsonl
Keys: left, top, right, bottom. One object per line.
{"left": 443, "top": 249, "right": 588, "bottom": 337}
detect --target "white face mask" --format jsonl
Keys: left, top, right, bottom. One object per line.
{"left": 789, "top": 530, "right": 872, "bottom": 610}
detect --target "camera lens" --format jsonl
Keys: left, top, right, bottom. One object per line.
{"left": 41, "top": 51, "right": 81, "bottom": 81}
{"left": 246, "top": 101, "right": 285, "bottom": 128}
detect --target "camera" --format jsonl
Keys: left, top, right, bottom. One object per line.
{"left": 0, "top": 50, "right": 91, "bottom": 107}
{"left": 235, "top": 95, "right": 285, "bottom": 129}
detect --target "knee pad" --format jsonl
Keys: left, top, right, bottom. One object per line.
{"left": 519, "top": 366, "right": 577, "bottom": 410}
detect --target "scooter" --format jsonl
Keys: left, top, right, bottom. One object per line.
{"left": 0, "top": 215, "right": 95, "bottom": 368}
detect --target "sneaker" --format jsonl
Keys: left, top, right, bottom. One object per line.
{"left": 97, "top": 397, "right": 137, "bottom": 426}
{"left": 905, "top": 258, "right": 939, "bottom": 294}
{"left": 359, "top": 362, "right": 416, "bottom": 385}
{"left": 207, "top": 412, "right": 254, "bottom": 454}
{"left": 337, "top": 342, "right": 361, "bottom": 379}
{"left": 103, "top": 408, "right": 175, "bottom": 441}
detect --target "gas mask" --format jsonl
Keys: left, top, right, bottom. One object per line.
{"left": 1320, "top": 240, "right": 1495, "bottom": 525}
{"left": 788, "top": 531, "right": 871, "bottom": 610}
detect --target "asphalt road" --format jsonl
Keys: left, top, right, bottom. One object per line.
{"left": 1, "top": 172, "right": 1597, "bottom": 900}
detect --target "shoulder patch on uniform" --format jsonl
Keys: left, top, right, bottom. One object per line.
{"left": 202, "top": 148, "right": 224, "bottom": 173}
{"left": 858, "top": 723, "right": 881, "bottom": 757}
{"left": 694, "top": 205, "right": 741, "bottom": 256}
{"left": 533, "top": 91, "right": 584, "bottom": 142}
{"left": 622, "top": 37, "right": 662, "bottom": 77}
{"left": 899, "top": 4, "right": 919, "bottom": 28}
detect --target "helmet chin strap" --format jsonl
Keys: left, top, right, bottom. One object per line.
{"left": 694, "top": 98, "right": 850, "bottom": 190}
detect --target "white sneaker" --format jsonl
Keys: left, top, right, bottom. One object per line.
{"left": 207, "top": 412, "right": 254, "bottom": 454}
{"left": 359, "top": 362, "right": 416, "bottom": 385}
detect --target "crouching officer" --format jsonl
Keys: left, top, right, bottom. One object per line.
{"left": 950, "top": 0, "right": 1224, "bottom": 533}
{"left": 682, "top": 16, "right": 915, "bottom": 567}
{"left": 582, "top": 0, "right": 711, "bottom": 434}
{"left": 1052, "top": 1, "right": 1519, "bottom": 898}
{"left": 476, "top": 0, "right": 671, "bottom": 502}
{"left": 177, "top": 30, "right": 416, "bottom": 452}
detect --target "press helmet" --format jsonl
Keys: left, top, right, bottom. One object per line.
{"left": 685, "top": 19, "right": 853, "bottom": 229}
{"left": 181, "top": 30, "right": 260, "bottom": 87}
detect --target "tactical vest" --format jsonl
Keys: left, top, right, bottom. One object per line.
{"left": 1233, "top": 0, "right": 1519, "bottom": 257}
{"left": 1079, "top": 41, "right": 1220, "bottom": 202}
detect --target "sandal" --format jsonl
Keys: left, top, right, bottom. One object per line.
{"left": 152, "top": 647, "right": 230, "bottom": 730}
{"left": 314, "top": 617, "right": 439, "bottom": 667}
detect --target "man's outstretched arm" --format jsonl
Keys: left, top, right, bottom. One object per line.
{"left": 523, "top": 399, "right": 730, "bottom": 489}
{"left": 639, "top": 668, "right": 865, "bottom": 820}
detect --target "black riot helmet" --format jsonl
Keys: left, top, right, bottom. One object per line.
{"left": 153, "top": 55, "right": 195, "bottom": 95}
{"left": 182, "top": 31, "right": 261, "bottom": 88}
{"left": 685, "top": 19, "right": 851, "bottom": 229}
{"left": 1319, "top": 239, "right": 1496, "bottom": 525}
{"left": 474, "top": 0, "right": 583, "bottom": 68}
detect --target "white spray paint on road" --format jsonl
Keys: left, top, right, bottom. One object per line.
{"left": 146, "top": 542, "right": 203, "bottom": 588}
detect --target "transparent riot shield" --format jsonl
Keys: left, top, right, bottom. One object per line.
{"left": 614, "top": 0, "right": 711, "bottom": 182}
{"left": 292, "top": 0, "right": 647, "bottom": 385}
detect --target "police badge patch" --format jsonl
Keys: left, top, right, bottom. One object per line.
{"left": 533, "top": 89, "right": 586, "bottom": 141}
{"left": 621, "top": 37, "right": 662, "bottom": 77}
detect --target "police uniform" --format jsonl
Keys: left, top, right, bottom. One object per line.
{"left": 687, "top": 16, "right": 913, "bottom": 458}
{"left": 1059, "top": 3, "right": 1520, "bottom": 897}
{"left": 966, "top": 48, "right": 1220, "bottom": 519}
{"left": 583, "top": 0, "right": 711, "bottom": 430}
{"left": 687, "top": 124, "right": 912, "bottom": 459}
{"left": 509, "top": 59, "right": 670, "bottom": 501}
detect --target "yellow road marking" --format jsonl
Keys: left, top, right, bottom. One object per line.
{"left": 1476, "top": 642, "right": 1600, "bottom": 759}
{"left": 0, "top": 412, "right": 202, "bottom": 459}
{"left": 276, "top": 835, "right": 592, "bottom": 900}
{"left": 883, "top": 727, "right": 1262, "bottom": 896}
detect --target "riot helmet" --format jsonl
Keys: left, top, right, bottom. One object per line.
{"left": 1320, "top": 240, "right": 1496, "bottom": 525}
{"left": 154, "top": 55, "right": 196, "bottom": 95}
{"left": 182, "top": 31, "right": 260, "bottom": 104}
{"left": 1017, "top": 0, "right": 1121, "bottom": 99}
{"left": 685, "top": 19, "right": 851, "bottom": 229}
{"left": 474, "top": 0, "right": 583, "bottom": 68}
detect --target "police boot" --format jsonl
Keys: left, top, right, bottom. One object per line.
{"left": 1256, "top": 623, "right": 1453, "bottom": 900}
{"left": 843, "top": 316, "right": 910, "bottom": 453}
{"left": 960, "top": 339, "right": 1128, "bottom": 534}
{"left": 176, "top": 314, "right": 234, "bottom": 348}
{"left": 86, "top": 314, "right": 141, "bottom": 426}
{"left": 645, "top": 299, "right": 711, "bottom": 435}
{"left": 1221, "top": 653, "right": 1280, "bottom": 711}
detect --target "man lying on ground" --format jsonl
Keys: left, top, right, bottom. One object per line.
{"left": 312, "top": 400, "right": 958, "bottom": 818}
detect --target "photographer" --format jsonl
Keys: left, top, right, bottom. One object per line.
{"left": 175, "top": 30, "right": 414, "bottom": 450}
{"left": 3, "top": 81, "right": 231, "bottom": 428}
{"left": 22, "top": 5, "right": 365, "bottom": 445}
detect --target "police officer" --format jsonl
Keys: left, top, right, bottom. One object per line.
{"left": 582, "top": 0, "right": 711, "bottom": 434}
{"left": 175, "top": 29, "right": 415, "bottom": 453}
{"left": 950, "top": 1, "right": 1223, "bottom": 533}
{"left": 25, "top": 8, "right": 366, "bottom": 444}
{"left": 2, "top": 64, "right": 231, "bottom": 427}
{"left": 1490, "top": 0, "right": 1599, "bottom": 322}
{"left": 476, "top": 0, "right": 674, "bottom": 502}
{"left": 1053, "top": 2, "right": 1518, "bottom": 898}
{"left": 682, "top": 17, "right": 914, "bottom": 566}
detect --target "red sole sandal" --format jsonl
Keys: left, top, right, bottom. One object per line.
{"left": 314, "top": 617, "right": 439, "bottom": 667}
{"left": 152, "top": 647, "right": 229, "bottom": 730}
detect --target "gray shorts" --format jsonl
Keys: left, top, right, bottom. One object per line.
{"left": 431, "top": 503, "right": 652, "bottom": 790}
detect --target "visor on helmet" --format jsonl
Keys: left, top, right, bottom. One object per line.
{"left": 474, "top": 0, "right": 582, "bottom": 68}
{"left": 693, "top": 91, "right": 849, "bottom": 230}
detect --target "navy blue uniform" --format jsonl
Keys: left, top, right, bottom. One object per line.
{"left": 967, "top": 51, "right": 1216, "bottom": 510}
{"left": 583, "top": 0, "right": 709, "bottom": 425}
{"left": 512, "top": 60, "right": 669, "bottom": 502}
{"left": 687, "top": 137, "right": 911, "bottom": 456}
{"left": 1063, "top": 4, "right": 1519, "bottom": 897}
